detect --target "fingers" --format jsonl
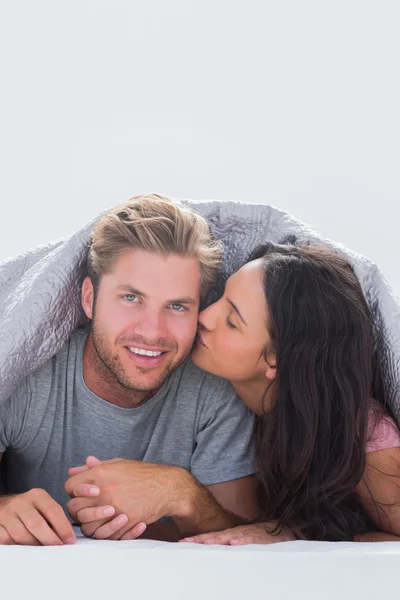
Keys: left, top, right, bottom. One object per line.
{"left": 94, "top": 514, "right": 129, "bottom": 539}
{"left": 67, "top": 497, "right": 96, "bottom": 521}
{"left": 80, "top": 517, "right": 110, "bottom": 538}
{"left": 83, "top": 514, "right": 129, "bottom": 539}
{"left": 180, "top": 531, "right": 246, "bottom": 545}
{"left": 71, "top": 483, "right": 100, "bottom": 499}
{"left": 0, "top": 490, "right": 75, "bottom": 546}
{"left": 85, "top": 456, "right": 103, "bottom": 468}
{"left": 180, "top": 531, "right": 221, "bottom": 544}
{"left": 68, "top": 456, "right": 121, "bottom": 476}
{"left": 180, "top": 523, "right": 284, "bottom": 546}
{"left": 354, "top": 532, "right": 400, "bottom": 542}
{"left": 230, "top": 536, "right": 256, "bottom": 545}
{"left": 120, "top": 522, "right": 147, "bottom": 541}
{"left": 68, "top": 465, "right": 89, "bottom": 476}
{"left": 68, "top": 455, "right": 102, "bottom": 476}
{"left": 65, "top": 456, "right": 122, "bottom": 497}
{"left": 196, "top": 533, "right": 231, "bottom": 545}
{"left": 32, "top": 492, "right": 76, "bottom": 544}
{"left": 4, "top": 516, "right": 42, "bottom": 546}
{"left": 77, "top": 505, "right": 115, "bottom": 524}
{"left": 180, "top": 531, "right": 254, "bottom": 546}
{"left": 65, "top": 479, "right": 100, "bottom": 499}
{"left": 19, "top": 509, "right": 64, "bottom": 546}
{"left": 0, "top": 525, "right": 13, "bottom": 545}
{"left": 105, "top": 518, "right": 147, "bottom": 541}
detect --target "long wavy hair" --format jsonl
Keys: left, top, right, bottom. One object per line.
{"left": 250, "top": 241, "right": 384, "bottom": 541}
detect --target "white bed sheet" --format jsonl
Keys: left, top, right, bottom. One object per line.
{"left": 1, "top": 527, "right": 399, "bottom": 600}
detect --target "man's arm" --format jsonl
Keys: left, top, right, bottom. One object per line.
{"left": 177, "top": 375, "right": 258, "bottom": 532}
{"left": 65, "top": 459, "right": 258, "bottom": 540}
{"left": 171, "top": 474, "right": 259, "bottom": 537}
{"left": 207, "top": 475, "right": 259, "bottom": 521}
{"left": 168, "top": 473, "right": 259, "bottom": 538}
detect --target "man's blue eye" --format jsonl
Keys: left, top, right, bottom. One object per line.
{"left": 170, "top": 304, "right": 185, "bottom": 311}
{"left": 125, "top": 294, "right": 138, "bottom": 302}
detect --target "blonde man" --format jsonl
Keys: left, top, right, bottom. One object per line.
{"left": 0, "top": 195, "right": 257, "bottom": 545}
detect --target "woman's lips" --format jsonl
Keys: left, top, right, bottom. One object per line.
{"left": 196, "top": 331, "right": 207, "bottom": 348}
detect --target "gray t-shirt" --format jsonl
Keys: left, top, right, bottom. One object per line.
{"left": 0, "top": 328, "right": 255, "bottom": 511}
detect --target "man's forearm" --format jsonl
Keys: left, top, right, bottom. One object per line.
{"left": 167, "top": 468, "right": 246, "bottom": 537}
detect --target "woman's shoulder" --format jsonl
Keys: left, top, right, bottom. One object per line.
{"left": 366, "top": 398, "right": 400, "bottom": 453}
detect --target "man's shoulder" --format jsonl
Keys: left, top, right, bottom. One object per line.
{"left": 177, "top": 357, "right": 230, "bottom": 386}
{"left": 14, "top": 327, "right": 87, "bottom": 391}
{"left": 171, "top": 358, "right": 237, "bottom": 402}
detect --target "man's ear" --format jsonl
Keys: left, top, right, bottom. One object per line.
{"left": 265, "top": 353, "right": 277, "bottom": 381}
{"left": 81, "top": 277, "right": 95, "bottom": 320}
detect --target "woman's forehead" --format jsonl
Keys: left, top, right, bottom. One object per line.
{"left": 228, "top": 258, "right": 265, "bottom": 285}
{"left": 226, "top": 260, "right": 266, "bottom": 318}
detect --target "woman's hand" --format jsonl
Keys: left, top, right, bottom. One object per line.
{"left": 180, "top": 522, "right": 296, "bottom": 545}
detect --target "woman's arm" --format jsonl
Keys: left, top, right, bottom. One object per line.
{"left": 356, "top": 446, "right": 400, "bottom": 536}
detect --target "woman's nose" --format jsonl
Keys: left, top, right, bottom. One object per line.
{"left": 198, "top": 303, "right": 217, "bottom": 331}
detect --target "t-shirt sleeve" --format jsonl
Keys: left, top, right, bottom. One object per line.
{"left": 190, "top": 377, "right": 256, "bottom": 486}
{"left": 0, "top": 379, "right": 30, "bottom": 453}
{"left": 366, "top": 399, "right": 400, "bottom": 454}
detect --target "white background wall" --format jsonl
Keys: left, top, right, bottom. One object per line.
{"left": 0, "top": 1, "right": 399, "bottom": 293}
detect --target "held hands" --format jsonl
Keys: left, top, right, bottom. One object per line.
{"left": 66, "top": 456, "right": 145, "bottom": 540}
{"left": 65, "top": 456, "right": 181, "bottom": 540}
{"left": 0, "top": 455, "right": 158, "bottom": 545}
{"left": 180, "top": 522, "right": 296, "bottom": 546}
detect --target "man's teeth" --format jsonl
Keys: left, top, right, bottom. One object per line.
{"left": 128, "top": 347, "right": 162, "bottom": 357}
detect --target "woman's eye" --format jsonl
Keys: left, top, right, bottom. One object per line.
{"left": 225, "top": 316, "right": 237, "bottom": 330}
{"left": 124, "top": 294, "right": 139, "bottom": 303}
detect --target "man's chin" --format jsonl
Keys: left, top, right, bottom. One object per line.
{"left": 120, "top": 368, "right": 172, "bottom": 393}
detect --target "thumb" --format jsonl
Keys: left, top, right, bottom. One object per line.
{"left": 85, "top": 456, "right": 123, "bottom": 468}
{"left": 86, "top": 455, "right": 103, "bottom": 468}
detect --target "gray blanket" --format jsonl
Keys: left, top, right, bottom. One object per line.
{"left": 1, "top": 199, "right": 399, "bottom": 422}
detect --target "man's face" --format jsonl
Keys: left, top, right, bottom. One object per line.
{"left": 82, "top": 249, "right": 201, "bottom": 395}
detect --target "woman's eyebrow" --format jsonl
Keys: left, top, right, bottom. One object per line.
{"left": 226, "top": 298, "right": 248, "bottom": 326}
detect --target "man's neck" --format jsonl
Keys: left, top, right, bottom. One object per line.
{"left": 82, "top": 333, "right": 157, "bottom": 409}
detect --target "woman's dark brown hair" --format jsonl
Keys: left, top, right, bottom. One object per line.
{"left": 249, "top": 241, "right": 382, "bottom": 540}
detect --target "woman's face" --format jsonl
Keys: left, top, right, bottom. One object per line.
{"left": 192, "top": 259, "right": 273, "bottom": 388}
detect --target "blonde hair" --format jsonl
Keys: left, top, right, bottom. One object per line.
{"left": 87, "top": 194, "right": 222, "bottom": 300}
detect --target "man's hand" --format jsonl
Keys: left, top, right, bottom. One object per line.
{"left": 0, "top": 489, "right": 76, "bottom": 546}
{"left": 66, "top": 456, "right": 146, "bottom": 539}
{"left": 65, "top": 457, "right": 188, "bottom": 540}
{"left": 180, "top": 522, "right": 296, "bottom": 545}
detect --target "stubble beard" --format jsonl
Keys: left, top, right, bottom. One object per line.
{"left": 90, "top": 320, "right": 190, "bottom": 399}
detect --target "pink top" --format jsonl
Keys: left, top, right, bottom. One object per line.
{"left": 366, "top": 399, "right": 400, "bottom": 453}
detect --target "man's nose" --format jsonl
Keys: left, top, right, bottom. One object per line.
{"left": 134, "top": 309, "right": 168, "bottom": 339}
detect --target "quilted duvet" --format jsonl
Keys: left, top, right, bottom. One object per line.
{"left": 0, "top": 199, "right": 399, "bottom": 421}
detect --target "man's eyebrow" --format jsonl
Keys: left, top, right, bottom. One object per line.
{"left": 227, "top": 298, "right": 248, "bottom": 326}
{"left": 168, "top": 297, "right": 197, "bottom": 305}
{"left": 116, "top": 286, "right": 197, "bottom": 305}
{"left": 116, "top": 285, "right": 147, "bottom": 296}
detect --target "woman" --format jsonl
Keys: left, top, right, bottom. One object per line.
{"left": 185, "top": 241, "right": 400, "bottom": 544}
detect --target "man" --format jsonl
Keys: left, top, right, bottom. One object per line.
{"left": 0, "top": 194, "right": 257, "bottom": 546}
